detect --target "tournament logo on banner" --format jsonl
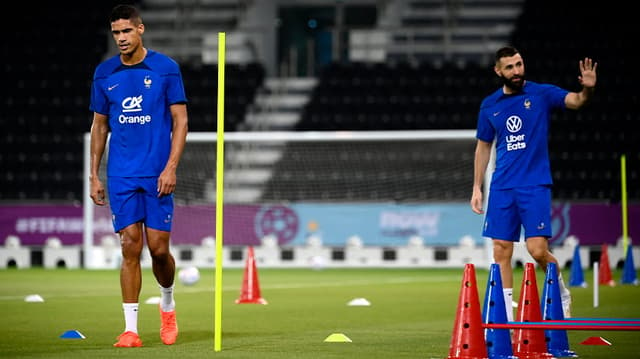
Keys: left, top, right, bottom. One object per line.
{"left": 254, "top": 205, "right": 299, "bottom": 245}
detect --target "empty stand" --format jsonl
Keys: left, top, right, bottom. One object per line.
{"left": 0, "top": 2, "right": 264, "bottom": 202}
{"left": 0, "top": 0, "right": 636, "bottom": 203}
{"left": 298, "top": 61, "right": 494, "bottom": 131}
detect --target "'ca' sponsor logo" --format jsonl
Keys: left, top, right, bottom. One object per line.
{"left": 506, "top": 115, "right": 522, "bottom": 133}
{"left": 122, "top": 95, "right": 143, "bottom": 113}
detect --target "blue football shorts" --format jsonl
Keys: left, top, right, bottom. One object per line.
{"left": 107, "top": 176, "right": 174, "bottom": 233}
{"left": 482, "top": 185, "right": 552, "bottom": 241}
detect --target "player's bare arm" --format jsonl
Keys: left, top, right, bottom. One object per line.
{"left": 471, "top": 139, "right": 492, "bottom": 214}
{"left": 89, "top": 112, "right": 109, "bottom": 206}
{"left": 157, "top": 103, "right": 188, "bottom": 196}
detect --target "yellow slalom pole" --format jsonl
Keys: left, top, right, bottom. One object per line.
{"left": 620, "top": 154, "right": 628, "bottom": 257}
{"left": 214, "top": 32, "right": 225, "bottom": 352}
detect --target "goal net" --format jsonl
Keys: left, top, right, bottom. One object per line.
{"left": 83, "top": 130, "right": 481, "bottom": 268}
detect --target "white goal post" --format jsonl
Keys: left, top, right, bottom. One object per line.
{"left": 83, "top": 130, "right": 486, "bottom": 269}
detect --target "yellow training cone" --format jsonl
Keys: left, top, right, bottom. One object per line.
{"left": 324, "top": 333, "right": 352, "bottom": 342}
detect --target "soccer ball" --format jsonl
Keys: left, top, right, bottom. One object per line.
{"left": 178, "top": 266, "right": 200, "bottom": 286}
{"left": 309, "top": 255, "right": 326, "bottom": 271}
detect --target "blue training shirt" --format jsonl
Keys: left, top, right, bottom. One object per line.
{"left": 90, "top": 49, "right": 187, "bottom": 177}
{"left": 476, "top": 81, "right": 568, "bottom": 190}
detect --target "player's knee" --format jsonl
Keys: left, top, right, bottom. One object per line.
{"left": 493, "top": 249, "right": 504, "bottom": 260}
{"left": 149, "top": 246, "right": 172, "bottom": 261}
{"left": 528, "top": 247, "right": 547, "bottom": 262}
{"left": 120, "top": 236, "right": 143, "bottom": 256}
{"left": 493, "top": 244, "right": 512, "bottom": 262}
{"left": 493, "top": 251, "right": 511, "bottom": 265}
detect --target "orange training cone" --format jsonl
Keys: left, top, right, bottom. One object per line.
{"left": 447, "top": 263, "right": 488, "bottom": 359}
{"left": 512, "top": 263, "right": 555, "bottom": 359}
{"left": 598, "top": 244, "right": 616, "bottom": 287}
{"left": 235, "top": 246, "right": 268, "bottom": 304}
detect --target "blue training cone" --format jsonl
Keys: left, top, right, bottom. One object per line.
{"left": 621, "top": 245, "right": 638, "bottom": 285}
{"left": 569, "top": 245, "right": 587, "bottom": 287}
{"left": 60, "top": 330, "right": 85, "bottom": 339}
{"left": 482, "top": 263, "right": 518, "bottom": 359}
{"left": 541, "top": 262, "right": 577, "bottom": 358}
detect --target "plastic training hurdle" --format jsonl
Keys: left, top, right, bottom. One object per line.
{"left": 484, "top": 320, "right": 640, "bottom": 331}
{"left": 446, "top": 262, "right": 639, "bottom": 359}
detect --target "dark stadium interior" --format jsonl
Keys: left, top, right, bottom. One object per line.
{"left": 1, "top": 0, "right": 637, "bottom": 203}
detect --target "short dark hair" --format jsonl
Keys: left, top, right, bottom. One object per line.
{"left": 495, "top": 46, "right": 519, "bottom": 63}
{"left": 110, "top": 4, "right": 142, "bottom": 25}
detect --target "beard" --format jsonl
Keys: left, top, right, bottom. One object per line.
{"left": 501, "top": 74, "right": 525, "bottom": 92}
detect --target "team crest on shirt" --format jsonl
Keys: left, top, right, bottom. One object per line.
{"left": 524, "top": 99, "right": 531, "bottom": 109}
{"left": 144, "top": 75, "right": 152, "bottom": 89}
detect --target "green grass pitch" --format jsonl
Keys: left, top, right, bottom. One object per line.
{"left": 1, "top": 266, "right": 638, "bottom": 358}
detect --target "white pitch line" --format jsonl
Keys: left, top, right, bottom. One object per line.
{"left": 160, "top": 275, "right": 452, "bottom": 294}
{"left": 0, "top": 276, "right": 451, "bottom": 300}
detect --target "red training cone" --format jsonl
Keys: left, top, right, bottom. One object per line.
{"left": 447, "top": 263, "right": 488, "bottom": 359}
{"left": 235, "top": 246, "right": 268, "bottom": 304}
{"left": 580, "top": 336, "right": 612, "bottom": 346}
{"left": 598, "top": 244, "right": 616, "bottom": 287}
{"left": 512, "top": 263, "right": 555, "bottom": 359}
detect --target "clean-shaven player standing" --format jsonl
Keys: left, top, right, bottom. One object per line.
{"left": 89, "top": 4, "right": 188, "bottom": 347}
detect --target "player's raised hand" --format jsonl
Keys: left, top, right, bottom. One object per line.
{"left": 578, "top": 57, "right": 597, "bottom": 88}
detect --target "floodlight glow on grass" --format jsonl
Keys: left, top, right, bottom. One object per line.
{"left": 214, "top": 31, "right": 225, "bottom": 352}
